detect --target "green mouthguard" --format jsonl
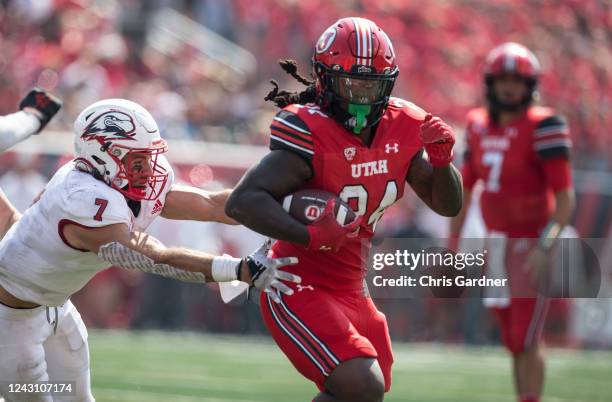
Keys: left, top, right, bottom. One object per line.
{"left": 348, "top": 104, "right": 371, "bottom": 134}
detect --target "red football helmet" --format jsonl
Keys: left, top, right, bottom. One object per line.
{"left": 312, "top": 17, "right": 399, "bottom": 134}
{"left": 484, "top": 42, "right": 541, "bottom": 79}
{"left": 484, "top": 42, "right": 541, "bottom": 111}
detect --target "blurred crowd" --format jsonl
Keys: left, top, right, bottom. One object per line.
{"left": 0, "top": 0, "right": 610, "bottom": 167}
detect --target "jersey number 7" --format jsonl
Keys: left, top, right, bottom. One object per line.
{"left": 94, "top": 198, "right": 108, "bottom": 221}
{"left": 482, "top": 151, "right": 504, "bottom": 192}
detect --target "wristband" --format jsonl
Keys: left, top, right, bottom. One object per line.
{"left": 212, "top": 254, "right": 242, "bottom": 282}
{"left": 425, "top": 145, "right": 454, "bottom": 168}
{"left": 538, "top": 221, "right": 563, "bottom": 251}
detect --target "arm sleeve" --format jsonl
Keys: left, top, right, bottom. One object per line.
{"left": 533, "top": 115, "right": 572, "bottom": 160}
{"left": 0, "top": 111, "right": 41, "bottom": 152}
{"left": 269, "top": 109, "right": 314, "bottom": 165}
{"left": 98, "top": 242, "right": 207, "bottom": 283}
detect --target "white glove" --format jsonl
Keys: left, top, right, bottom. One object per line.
{"left": 245, "top": 240, "right": 300, "bottom": 303}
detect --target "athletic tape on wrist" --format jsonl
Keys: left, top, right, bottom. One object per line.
{"left": 212, "top": 254, "right": 242, "bottom": 282}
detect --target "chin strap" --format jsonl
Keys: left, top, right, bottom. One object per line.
{"left": 348, "top": 104, "right": 371, "bottom": 134}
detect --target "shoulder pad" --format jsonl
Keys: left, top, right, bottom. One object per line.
{"left": 387, "top": 97, "right": 428, "bottom": 121}
{"left": 269, "top": 106, "right": 315, "bottom": 163}
{"left": 275, "top": 107, "right": 312, "bottom": 132}
{"left": 63, "top": 173, "right": 132, "bottom": 227}
{"left": 532, "top": 110, "right": 571, "bottom": 159}
{"left": 528, "top": 106, "right": 556, "bottom": 121}
{"left": 536, "top": 114, "right": 568, "bottom": 130}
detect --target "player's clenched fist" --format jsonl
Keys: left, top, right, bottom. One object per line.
{"left": 19, "top": 87, "right": 62, "bottom": 133}
{"left": 306, "top": 199, "right": 362, "bottom": 252}
{"left": 419, "top": 113, "right": 456, "bottom": 168}
{"left": 244, "top": 240, "right": 301, "bottom": 303}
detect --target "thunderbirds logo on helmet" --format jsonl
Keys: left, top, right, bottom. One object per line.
{"left": 81, "top": 110, "right": 136, "bottom": 141}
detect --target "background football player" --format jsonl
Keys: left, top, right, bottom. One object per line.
{"left": 0, "top": 88, "right": 62, "bottom": 238}
{"left": 226, "top": 18, "right": 463, "bottom": 402}
{"left": 0, "top": 99, "right": 299, "bottom": 402}
{"left": 449, "top": 43, "right": 575, "bottom": 402}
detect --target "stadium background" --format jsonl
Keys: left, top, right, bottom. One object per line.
{"left": 0, "top": 0, "right": 611, "bottom": 401}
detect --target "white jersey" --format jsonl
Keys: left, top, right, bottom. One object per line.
{"left": 0, "top": 157, "right": 174, "bottom": 306}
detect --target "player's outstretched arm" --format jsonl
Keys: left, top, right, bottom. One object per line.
{"left": 61, "top": 221, "right": 299, "bottom": 295}
{"left": 64, "top": 221, "right": 219, "bottom": 281}
{"left": 0, "top": 88, "right": 62, "bottom": 152}
{"left": 225, "top": 149, "right": 313, "bottom": 245}
{"left": 161, "top": 185, "right": 238, "bottom": 224}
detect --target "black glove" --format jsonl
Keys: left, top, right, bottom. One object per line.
{"left": 19, "top": 88, "right": 62, "bottom": 133}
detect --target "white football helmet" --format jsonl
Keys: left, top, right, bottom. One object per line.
{"left": 73, "top": 99, "right": 169, "bottom": 201}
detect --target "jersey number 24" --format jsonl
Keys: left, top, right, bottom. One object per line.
{"left": 339, "top": 180, "right": 398, "bottom": 230}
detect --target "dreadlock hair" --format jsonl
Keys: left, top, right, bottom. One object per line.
{"left": 264, "top": 59, "right": 317, "bottom": 109}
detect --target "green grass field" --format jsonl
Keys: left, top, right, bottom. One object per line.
{"left": 89, "top": 330, "right": 612, "bottom": 402}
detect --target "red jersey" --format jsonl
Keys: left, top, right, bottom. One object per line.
{"left": 269, "top": 98, "right": 425, "bottom": 291}
{"left": 462, "top": 106, "right": 573, "bottom": 236}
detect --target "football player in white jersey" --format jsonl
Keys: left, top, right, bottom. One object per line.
{"left": 0, "top": 98, "right": 299, "bottom": 402}
{"left": 0, "top": 88, "right": 62, "bottom": 239}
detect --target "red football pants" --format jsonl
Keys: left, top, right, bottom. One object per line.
{"left": 260, "top": 286, "right": 394, "bottom": 392}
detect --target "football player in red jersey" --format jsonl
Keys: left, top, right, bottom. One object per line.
{"left": 449, "top": 43, "right": 575, "bottom": 402}
{"left": 226, "top": 18, "right": 463, "bottom": 402}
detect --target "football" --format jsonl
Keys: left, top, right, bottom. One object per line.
{"left": 282, "top": 189, "right": 357, "bottom": 225}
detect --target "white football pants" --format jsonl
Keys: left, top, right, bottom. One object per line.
{"left": 0, "top": 300, "right": 94, "bottom": 401}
